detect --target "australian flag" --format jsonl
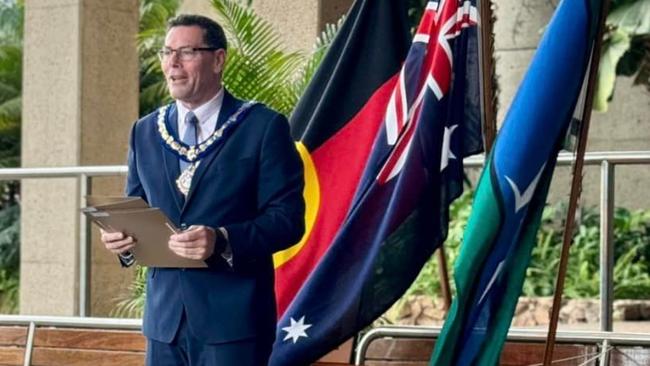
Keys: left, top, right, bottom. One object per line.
{"left": 269, "top": 1, "right": 483, "bottom": 365}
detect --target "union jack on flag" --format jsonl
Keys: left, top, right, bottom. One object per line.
{"left": 377, "top": 0, "right": 478, "bottom": 184}
{"left": 270, "top": 1, "right": 482, "bottom": 364}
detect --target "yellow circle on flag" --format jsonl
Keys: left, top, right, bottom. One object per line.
{"left": 273, "top": 142, "right": 320, "bottom": 268}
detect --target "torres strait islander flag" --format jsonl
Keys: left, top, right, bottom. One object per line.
{"left": 270, "top": 0, "right": 483, "bottom": 365}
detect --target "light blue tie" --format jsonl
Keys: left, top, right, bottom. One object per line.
{"left": 180, "top": 111, "right": 198, "bottom": 172}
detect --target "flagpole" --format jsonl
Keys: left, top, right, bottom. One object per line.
{"left": 478, "top": 0, "right": 497, "bottom": 153}
{"left": 542, "top": 1, "right": 611, "bottom": 364}
{"left": 436, "top": 249, "right": 452, "bottom": 310}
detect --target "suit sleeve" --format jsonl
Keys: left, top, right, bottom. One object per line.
{"left": 119, "top": 122, "right": 147, "bottom": 268}
{"left": 125, "top": 122, "right": 147, "bottom": 200}
{"left": 223, "top": 114, "right": 305, "bottom": 267}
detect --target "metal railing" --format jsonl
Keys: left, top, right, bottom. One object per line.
{"left": 355, "top": 326, "right": 650, "bottom": 365}
{"left": 0, "top": 165, "right": 127, "bottom": 317}
{"left": 0, "top": 151, "right": 649, "bottom": 363}
{"left": 464, "top": 150, "right": 650, "bottom": 332}
{"left": 0, "top": 315, "right": 140, "bottom": 366}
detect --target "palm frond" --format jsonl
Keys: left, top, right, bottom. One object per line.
{"left": 211, "top": 0, "right": 315, "bottom": 114}
{"left": 137, "top": 0, "right": 179, "bottom": 115}
{"left": 0, "top": 96, "right": 20, "bottom": 128}
{"left": 290, "top": 18, "right": 343, "bottom": 105}
{"left": 111, "top": 266, "right": 147, "bottom": 318}
{"left": 0, "top": 44, "right": 22, "bottom": 94}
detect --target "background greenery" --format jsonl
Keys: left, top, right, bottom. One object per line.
{"left": 406, "top": 189, "right": 650, "bottom": 301}
{"left": 0, "top": 0, "right": 22, "bottom": 314}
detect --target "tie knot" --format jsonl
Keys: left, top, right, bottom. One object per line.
{"left": 185, "top": 111, "right": 198, "bottom": 127}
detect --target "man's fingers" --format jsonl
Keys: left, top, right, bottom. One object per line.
{"left": 101, "top": 231, "right": 125, "bottom": 242}
{"left": 107, "top": 242, "right": 135, "bottom": 254}
{"left": 168, "top": 239, "right": 201, "bottom": 249}
{"left": 105, "top": 237, "right": 135, "bottom": 253}
{"left": 170, "top": 226, "right": 213, "bottom": 242}
{"left": 168, "top": 241, "right": 207, "bottom": 259}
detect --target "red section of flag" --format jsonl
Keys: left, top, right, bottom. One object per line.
{"left": 274, "top": 75, "right": 399, "bottom": 317}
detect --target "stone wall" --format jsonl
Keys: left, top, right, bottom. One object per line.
{"left": 388, "top": 296, "right": 650, "bottom": 327}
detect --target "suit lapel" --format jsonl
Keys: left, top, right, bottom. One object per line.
{"left": 183, "top": 91, "right": 242, "bottom": 210}
{"left": 160, "top": 104, "right": 184, "bottom": 211}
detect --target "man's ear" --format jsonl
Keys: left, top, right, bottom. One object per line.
{"left": 214, "top": 49, "right": 226, "bottom": 74}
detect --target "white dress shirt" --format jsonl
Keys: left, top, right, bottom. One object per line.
{"left": 176, "top": 87, "right": 225, "bottom": 144}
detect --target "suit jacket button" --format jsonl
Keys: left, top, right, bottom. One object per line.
{"left": 180, "top": 222, "right": 187, "bottom": 229}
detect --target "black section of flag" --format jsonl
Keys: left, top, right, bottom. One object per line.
{"left": 289, "top": 0, "right": 411, "bottom": 151}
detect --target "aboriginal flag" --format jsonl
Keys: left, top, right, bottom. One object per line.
{"left": 272, "top": 0, "right": 411, "bottom": 318}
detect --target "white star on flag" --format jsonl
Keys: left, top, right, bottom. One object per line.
{"left": 440, "top": 124, "right": 458, "bottom": 171}
{"left": 282, "top": 316, "right": 312, "bottom": 344}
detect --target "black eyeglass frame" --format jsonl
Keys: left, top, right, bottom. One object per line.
{"left": 157, "top": 46, "right": 220, "bottom": 61}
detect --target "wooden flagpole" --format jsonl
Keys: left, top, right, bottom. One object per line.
{"left": 542, "top": 0, "right": 611, "bottom": 364}
{"left": 478, "top": 0, "right": 497, "bottom": 153}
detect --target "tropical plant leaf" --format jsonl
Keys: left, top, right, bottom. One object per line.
{"left": 595, "top": 29, "right": 631, "bottom": 112}
{"left": 0, "top": 0, "right": 23, "bottom": 43}
{"left": 608, "top": 0, "right": 650, "bottom": 36}
{"left": 290, "top": 18, "right": 344, "bottom": 108}
{"left": 0, "top": 96, "right": 20, "bottom": 125}
{"left": 211, "top": 0, "right": 307, "bottom": 115}
{"left": 137, "top": 0, "right": 179, "bottom": 115}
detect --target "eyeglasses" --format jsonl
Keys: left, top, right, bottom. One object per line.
{"left": 158, "top": 46, "right": 219, "bottom": 61}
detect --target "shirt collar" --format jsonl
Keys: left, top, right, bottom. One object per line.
{"left": 176, "top": 87, "right": 225, "bottom": 125}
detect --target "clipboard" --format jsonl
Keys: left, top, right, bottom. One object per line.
{"left": 83, "top": 197, "right": 207, "bottom": 268}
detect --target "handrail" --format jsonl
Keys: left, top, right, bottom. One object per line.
{"left": 462, "top": 150, "right": 650, "bottom": 167}
{"left": 0, "top": 165, "right": 127, "bottom": 179}
{"left": 0, "top": 314, "right": 141, "bottom": 329}
{"left": 0, "top": 151, "right": 648, "bottom": 179}
{"left": 355, "top": 326, "right": 650, "bottom": 365}
{"left": 0, "top": 315, "right": 141, "bottom": 366}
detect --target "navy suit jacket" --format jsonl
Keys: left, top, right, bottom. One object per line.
{"left": 125, "top": 91, "right": 305, "bottom": 344}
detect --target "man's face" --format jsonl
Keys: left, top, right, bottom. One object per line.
{"left": 162, "top": 25, "right": 225, "bottom": 108}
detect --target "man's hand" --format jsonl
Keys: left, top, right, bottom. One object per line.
{"left": 100, "top": 229, "right": 136, "bottom": 255}
{"left": 168, "top": 225, "right": 216, "bottom": 260}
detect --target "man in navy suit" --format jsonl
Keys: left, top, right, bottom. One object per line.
{"left": 100, "top": 14, "right": 305, "bottom": 365}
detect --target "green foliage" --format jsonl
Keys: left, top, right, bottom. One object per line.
{"left": 404, "top": 190, "right": 473, "bottom": 298}
{"left": 523, "top": 204, "right": 650, "bottom": 299}
{"left": 138, "top": 0, "right": 181, "bottom": 115}
{"left": 0, "top": 0, "right": 21, "bottom": 315}
{"left": 0, "top": 269, "right": 18, "bottom": 313}
{"left": 0, "top": 204, "right": 18, "bottom": 313}
{"left": 408, "top": 195, "right": 650, "bottom": 300}
{"left": 212, "top": 0, "right": 340, "bottom": 116}
{"left": 594, "top": 0, "right": 650, "bottom": 111}
{"left": 111, "top": 266, "right": 147, "bottom": 318}
{"left": 0, "top": 0, "right": 22, "bottom": 169}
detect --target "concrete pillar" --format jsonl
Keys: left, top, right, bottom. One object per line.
{"left": 494, "top": 0, "right": 650, "bottom": 209}
{"left": 179, "top": 0, "right": 353, "bottom": 53}
{"left": 20, "top": 0, "right": 139, "bottom": 315}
